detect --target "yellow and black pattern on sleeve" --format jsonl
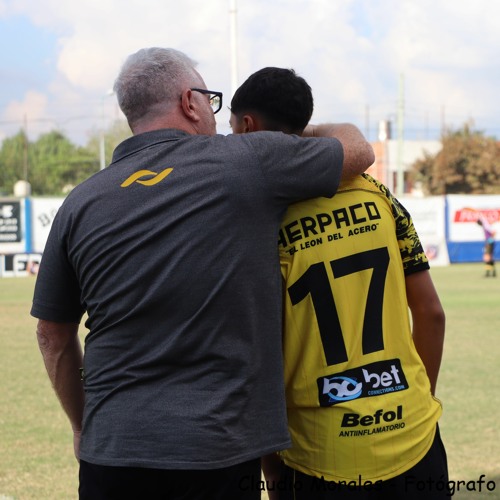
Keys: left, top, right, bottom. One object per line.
{"left": 362, "top": 174, "right": 429, "bottom": 275}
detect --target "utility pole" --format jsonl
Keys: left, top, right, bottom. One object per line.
{"left": 365, "top": 104, "right": 370, "bottom": 141}
{"left": 23, "top": 114, "right": 29, "bottom": 182}
{"left": 396, "top": 74, "right": 404, "bottom": 196}
{"left": 229, "top": 0, "right": 239, "bottom": 98}
{"left": 441, "top": 105, "right": 446, "bottom": 137}
{"left": 100, "top": 90, "right": 114, "bottom": 170}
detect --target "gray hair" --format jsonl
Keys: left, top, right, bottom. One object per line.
{"left": 113, "top": 47, "right": 200, "bottom": 128}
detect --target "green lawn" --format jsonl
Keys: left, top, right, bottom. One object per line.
{"left": 0, "top": 278, "right": 79, "bottom": 499}
{"left": 0, "top": 265, "right": 499, "bottom": 499}
{"left": 431, "top": 264, "right": 500, "bottom": 498}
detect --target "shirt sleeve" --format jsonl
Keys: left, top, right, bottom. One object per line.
{"left": 30, "top": 209, "right": 86, "bottom": 323}
{"left": 248, "top": 132, "right": 344, "bottom": 203}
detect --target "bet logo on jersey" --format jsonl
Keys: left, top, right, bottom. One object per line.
{"left": 317, "top": 359, "right": 409, "bottom": 407}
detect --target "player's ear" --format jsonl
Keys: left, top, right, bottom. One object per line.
{"left": 242, "top": 114, "right": 258, "bottom": 132}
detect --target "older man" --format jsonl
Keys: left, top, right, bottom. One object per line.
{"left": 32, "top": 48, "right": 374, "bottom": 499}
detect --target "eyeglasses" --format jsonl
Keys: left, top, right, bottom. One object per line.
{"left": 191, "top": 88, "right": 223, "bottom": 114}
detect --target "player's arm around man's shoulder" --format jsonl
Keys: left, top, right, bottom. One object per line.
{"left": 304, "top": 123, "right": 375, "bottom": 180}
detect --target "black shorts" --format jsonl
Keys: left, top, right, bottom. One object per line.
{"left": 278, "top": 426, "right": 449, "bottom": 500}
{"left": 79, "top": 457, "right": 261, "bottom": 500}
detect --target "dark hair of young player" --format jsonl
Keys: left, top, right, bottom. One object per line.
{"left": 230, "top": 67, "right": 314, "bottom": 135}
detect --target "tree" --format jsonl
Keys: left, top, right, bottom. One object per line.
{"left": 29, "top": 131, "right": 98, "bottom": 195}
{"left": 0, "top": 130, "right": 30, "bottom": 195}
{"left": 0, "top": 120, "right": 131, "bottom": 196}
{"left": 411, "top": 124, "right": 500, "bottom": 194}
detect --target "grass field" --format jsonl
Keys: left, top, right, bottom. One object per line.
{"left": 0, "top": 264, "right": 499, "bottom": 499}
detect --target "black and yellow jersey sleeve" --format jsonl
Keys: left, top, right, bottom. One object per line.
{"left": 361, "top": 174, "right": 428, "bottom": 275}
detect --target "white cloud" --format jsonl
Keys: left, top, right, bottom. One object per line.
{"left": 1, "top": 0, "right": 499, "bottom": 143}
{"left": 2, "top": 91, "right": 48, "bottom": 136}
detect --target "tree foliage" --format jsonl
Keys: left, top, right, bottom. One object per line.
{"left": 0, "top": 130, "right": 30, "bottom": 195}
{"left": 411, "top": 124, "right": 500, "bottom": 194}
{"left": 28, "top": 131, "right": 98, "bottom": 195}
{"left": 0, "top": 120, "right": 131, "bottom": 196}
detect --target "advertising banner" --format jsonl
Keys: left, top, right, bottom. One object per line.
{"left": 0, "top": 253, "right": 42, "bottom": 277}
{"left": 446, "top": 194, "right": 500, "bottom": 262}
{"left": 399, "top": 196, "right": 449, "bottom": 266}
{"left": 0, "top": 199, "right": 25, "bottom": 253}
{"left": 31, "top": 197, "right": 65, "bottom": 253}
{"left": 447, "top": 194, "right": 500, "bottom": 241}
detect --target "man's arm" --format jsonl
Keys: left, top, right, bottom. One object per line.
{"left": 36, "top": 319, "right": 85, "bottom": 461}
{"left": 303, "top": 123, "right": 375, "bottom": 179}
{"left": 405, "top": 271, "right": 445, "bottom": 395}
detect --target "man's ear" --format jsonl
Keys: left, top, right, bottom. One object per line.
{"left": 180, "top": 89, "right": 201, "bottom": 122}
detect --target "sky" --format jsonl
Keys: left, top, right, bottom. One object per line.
{"left": 0, "top": 0, "right": 499, "bottom": 146}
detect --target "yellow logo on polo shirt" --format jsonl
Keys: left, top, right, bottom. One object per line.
{"left": 121, "top": 168, "right": 173, "bottom": 187}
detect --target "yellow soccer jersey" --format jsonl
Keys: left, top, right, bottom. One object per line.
{"left": 278, "top": 174, "right": 442, "bottom": 483}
